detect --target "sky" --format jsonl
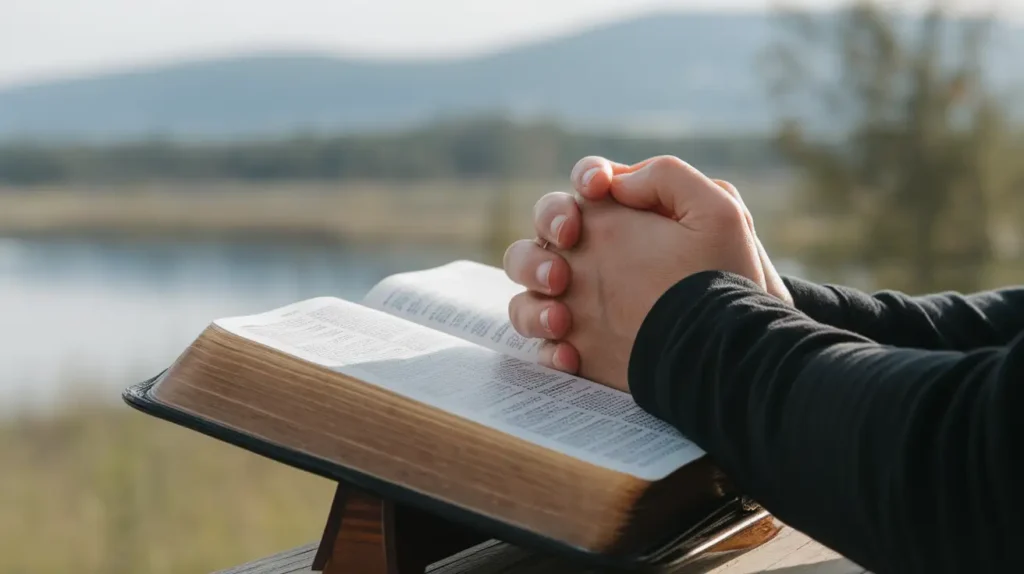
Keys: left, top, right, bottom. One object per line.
{"left": 2, "top": 0, "right": 1020, "bottom": 88}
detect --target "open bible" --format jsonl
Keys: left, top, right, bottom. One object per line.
{"left": 124, "top": 260, "right": 776, "bottom": 570}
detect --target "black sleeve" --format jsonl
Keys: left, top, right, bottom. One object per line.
{"left": 782, "top": 275, "right": 1024, "bottom": 350}
{"left": 629, "top": 271, "right": 1023, "bottom": 574}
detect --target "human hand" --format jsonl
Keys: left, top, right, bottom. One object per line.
{"left": 558, "top": 155, "right": 792, "bottom": 304}
{"left": 573, "top": 152, "right": 794, "bottom": 304}
{"left": 503, "top": 156, "right": 773, "bottom": 391}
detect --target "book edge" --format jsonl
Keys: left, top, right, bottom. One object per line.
{"left": 121, "top": 375, "right": 700, "bottom": 568}
{"left": 201, "top": 322, "right": 698, "bottom": 482}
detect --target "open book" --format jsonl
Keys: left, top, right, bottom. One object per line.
{"left": 126, "top": 260, "right": 762, "bottom": 562}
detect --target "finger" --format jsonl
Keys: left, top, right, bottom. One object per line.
{"left": 533, "top": 192, "right": 582, "bottom": 249}
{"left": 754, "top": 235, "right": 790, "bottom": 302}
{"left": 715, "top": 179, "right": 791, "bottom": 304}
{"left": 502, "top": 239, "right": 571, "bottom": 296}
{"left": 508, "top": 291, "right": 573, "bottom": 340}
{"left": 712, "top": 179, "right": 756, "bottom": 232}
{"left": 609, "top": 155, "right": 740, "bottom": 223}
{"left": 571, "top": 156, "right": 663, "bottom": 200}
{"left": 536, "top": 340, "right": 581, "bottom": 374}
{"left": 570, "top": 156, "right": 643, "bottom": 201}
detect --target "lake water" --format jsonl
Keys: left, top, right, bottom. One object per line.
{"left": 1, "top": 235, "right": 816, "bottom": 416}
{"left": 0, "top": 236, "right": 483, "bottom": 414}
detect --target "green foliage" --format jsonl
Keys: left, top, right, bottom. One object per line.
{"left": 0, "top": 118, "right": 782, "bottom": 186}
{"left": 767, "top": 1, "right": 1023, "bottom": 293}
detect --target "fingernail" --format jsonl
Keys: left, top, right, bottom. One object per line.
{"left": 581, "top": 167, "right": 599, "bottom": 188}
{"left": 536, "top": 260, "right": 552, "bottom": 289}
{"left": 552, "top": 348, "right": 565, "bottom": 370}
{"left": 550, "top": 215, "right": 567, "bottom": 244}
{"left": 540, "top": 308, "right": 551, "bottom": 333}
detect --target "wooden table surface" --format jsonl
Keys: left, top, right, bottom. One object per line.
{"left": 214, "top": 526, "right": 868, "bottom": 574}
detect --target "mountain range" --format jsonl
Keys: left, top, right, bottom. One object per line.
{"left": 2, "top": 11, "right": 1023, "bottom": 142}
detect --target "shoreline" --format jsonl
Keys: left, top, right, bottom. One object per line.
{"left": 0, "top": 180, "right": 551, "bottom": 247}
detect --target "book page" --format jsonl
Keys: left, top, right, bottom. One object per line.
{"left": 361, "top": 260, "right": 544, "bottom": 362}
{"left": 215, "top": 297, "right": 705, "bottom": 481}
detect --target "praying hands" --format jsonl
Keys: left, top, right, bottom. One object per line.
{"left": 502, "top": 155, "right": 1024, "bottom": 574}
{"left": 502, "top": 154, "right": 791, "bottom": 391}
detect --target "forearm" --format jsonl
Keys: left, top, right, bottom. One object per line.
{"left": 630, "top": 272, "right": 1022, "bottom": 574}
{"left": 783, "top": 275, "right": 1024, "bottom": 350}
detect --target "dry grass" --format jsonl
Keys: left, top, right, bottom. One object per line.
{"left": 0, "top": 405, "right": 335, "bottom": 574}
{"left": 0, "top": 175, "right": 793, "bottom": 246}
{"left": 0, "top": 181, "right": 554, "bottom": 245}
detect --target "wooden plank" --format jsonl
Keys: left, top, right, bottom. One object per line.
{"left": 702, "top": 528, "right": 866, "bottom": 574}
{"left": 214, "top": 543, "right": 319, "bottom": 574}
{"left": 212, "top": 527, "right": 868, "bottom": 573}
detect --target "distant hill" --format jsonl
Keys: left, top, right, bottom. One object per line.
{"left": 2, "top": 11, "right": 1023, "bottom": 141}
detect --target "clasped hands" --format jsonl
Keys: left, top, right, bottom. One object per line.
{"left": 502, "top": 155, "right": 793, "bottom": 392}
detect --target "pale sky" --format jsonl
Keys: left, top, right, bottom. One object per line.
{"left": 2, "top": 0, "right": 1020, "bottom": 88}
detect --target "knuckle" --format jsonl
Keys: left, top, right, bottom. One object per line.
{"left": 707, "top": 197, "right": 749, "bottom": 228}
{"left": 716, "top": 182, "right": 753, "bottom": 225}
{"left": 649, "top": 155, "right": 691, "bottom": 177}
{"left": 716, "top": 180, "right": 741, "bottom": 200}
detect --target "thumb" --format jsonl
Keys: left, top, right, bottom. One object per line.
{"left": 608, "top": 156, "right": 735, "bottom": 222}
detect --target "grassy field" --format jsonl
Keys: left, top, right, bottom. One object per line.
{"left": 0, "top": 174, "right": 795, "bottom": 245}
{"left": 0, "top": 405, "right": 335, "bottom": 574}
{"left": 0, "top": 180, "right": 555, "bottom": 245}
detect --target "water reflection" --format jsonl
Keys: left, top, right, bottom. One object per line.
{"left": 0, "top": 236, "right": 481, "bottom": 413}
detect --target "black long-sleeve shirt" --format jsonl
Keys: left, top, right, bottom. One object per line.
{"left": 628, "top": 272, "right": 1024, "bottom": 574}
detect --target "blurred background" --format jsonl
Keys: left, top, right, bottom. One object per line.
{"left": 2, "top": 0, "right": 1023, "bottom": 572}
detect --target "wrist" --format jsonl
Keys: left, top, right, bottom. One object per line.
{"left": 628, "top": 270, "right": 760, "bottom": 419}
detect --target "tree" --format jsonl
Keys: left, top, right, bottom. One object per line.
{"left": 765, "top": 1, "right": 1020, "bottom": 293}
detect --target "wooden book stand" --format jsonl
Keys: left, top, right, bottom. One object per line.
{"left": 310, "top": 480, "right": 781, "bottom": 574}
{"left": 311, "top": 482, "right": 490, "bottom": 574}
